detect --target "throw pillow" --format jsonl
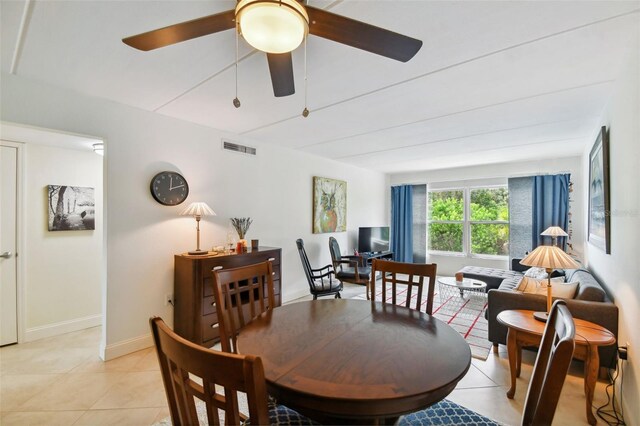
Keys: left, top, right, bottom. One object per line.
{"left": 550, "top": 281, "right": 579, "bottom": 299}
{"left": 524, "top": 267, "right": 548, "bottom": 279}
{"left": 515, "top": 276, "right": 564, "bottom": 293}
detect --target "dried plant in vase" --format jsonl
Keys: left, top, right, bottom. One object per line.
{"left": 230, "top": 217, "right": 252, "bottom": 251}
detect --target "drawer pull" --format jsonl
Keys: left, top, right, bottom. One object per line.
{"left": 212, "top": 266, "right": 223, "bottom": 271}
{"left": 268, "top": 257, "right": 275, "bottom": 262}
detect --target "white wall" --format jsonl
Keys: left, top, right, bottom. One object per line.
{"left": 390, "top": 157, "right": 584, "bottom": 275}
{"left": 24, "top": 144, "right": 103, "bottom": 340}
{"left": 1, "top": 72, "right": 388, "bottom": 359}
{"left": 582, "top": 41, "right": 639, "bottom": 424}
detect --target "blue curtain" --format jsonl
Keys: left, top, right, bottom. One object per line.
{"left": 532, "top": 174, "right": 570, "bottom": 249}
{"left": 391, "top": 185, "right": 413, "bottom": 262}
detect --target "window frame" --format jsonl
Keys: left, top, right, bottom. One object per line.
{"left": 427, "top": 184, "right": 509, "bottom": 259}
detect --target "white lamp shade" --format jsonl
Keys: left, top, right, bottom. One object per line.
{"left": 236, "top": 0, "right": 309, "bottom": 54}
{"left": 520, "top": 245, "right": 580, "bottom": 270}
{"left": 180, "top": 202, "right": 216, "bottom": 217}
{"left": 541, "top": 226, "right": 568, "bottom": 237}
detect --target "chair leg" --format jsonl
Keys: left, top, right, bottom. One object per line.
{"left": 313, "top": 294, "right": 318, "bottom": 300}
{"left": 335, "top": 292, "right": 341, "bottom": 299}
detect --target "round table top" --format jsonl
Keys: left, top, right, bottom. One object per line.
{"left": 438, "top": 276, "right": 487, "bottom": 290}
{"left": 497, "top": 309, "right": 616, "bottom": 346}
{"left": 237, "top": 299, "right": 471, "bottom": 421}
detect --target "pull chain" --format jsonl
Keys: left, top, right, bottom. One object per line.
{"left": 233, "top": 19, "right": 241, "bottom": 108}
{"left": 302, "top": 36, "right": 309, "bottom": 117}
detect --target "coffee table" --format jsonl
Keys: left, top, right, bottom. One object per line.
{"left": 437, "top": 276, "right": 487, "bottom": 300}
{"left": 497, "top": 309, "right": 616, "bottom": 425}
{"left": 237, "top": 299, "right": 471, "bottom": 423}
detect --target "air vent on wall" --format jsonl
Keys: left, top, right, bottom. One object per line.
{"left": 222, "top": 139, "right": 256, "bottom": 156}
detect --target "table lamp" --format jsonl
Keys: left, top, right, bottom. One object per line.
{"left": 181, "top": 202, "right": 216, "bottom": 255}
{"left": 541, "top": 226, "right": 568, "bottom": 246}
{"left": 520, "top": 245, "right": 579, "bottom": 322}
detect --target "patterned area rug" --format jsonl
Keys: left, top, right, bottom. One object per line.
{"left": 354, "top": 280, "right": 492, "bottom": 360}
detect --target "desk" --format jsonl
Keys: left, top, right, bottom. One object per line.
{"left": 497, "top": 309, "right": 615, "bottom": 426}
{"left": 359, "top": 250, "right": 394, "bottom": 265}
{"left": 237, "top": 299, "right": 471, "bottom": 423}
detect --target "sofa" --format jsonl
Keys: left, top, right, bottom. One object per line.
{"left": 458, "top": 264, "right": 619, "bottom": 368}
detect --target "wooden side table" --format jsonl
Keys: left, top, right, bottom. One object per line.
{"left": 497, "top": 309, "right": 615, "bottom": 426}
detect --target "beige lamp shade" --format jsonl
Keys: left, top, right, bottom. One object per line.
{"left": 180, "top": 202, "right": 216, "bottom": 217}
{"left": 520, "top": 245, "right": 579, "bottom": 270}
{"left": 540, "top": 226, "right": 569, "bottom": 238}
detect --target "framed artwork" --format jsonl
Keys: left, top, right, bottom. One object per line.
{"left": 313, "top": 177, "right": 347, "bottom": 234}
{"left": 48, "top": 185, "right": 95, "bottom": 231}
{"left": 588, "top": 126, "right": 610, "bottom": 254}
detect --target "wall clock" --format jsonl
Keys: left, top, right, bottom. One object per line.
{"left": 150, "top": 171, "right": 189, "bottom": 206}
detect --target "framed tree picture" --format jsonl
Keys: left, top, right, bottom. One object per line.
{"left": 48, "top": 185, "right": 95, "bottom": 231}
{"left": 313, "top": 177, "right": 347, "bottom": 234}
{"left": 588, "top": 126, "right": 610, "bottom": 254}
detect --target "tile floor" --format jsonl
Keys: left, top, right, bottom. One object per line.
{"left": 1, "top": 283, "right": 615, "bottom": 425}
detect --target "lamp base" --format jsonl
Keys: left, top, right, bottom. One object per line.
{"left": 187, "top": 249, "right": 209, "bottom": 256}
{"left": 533, "top": 311, "right": 549, "bottom": 322}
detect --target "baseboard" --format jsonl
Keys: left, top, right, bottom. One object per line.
{"left": 100, "top": 333, "right": 153, "bottom": 361}
{"left": 283, "top": 287, "right": 310, "bottom": 304}
{"left": 25, "top": 314, "right": 102, "bottom": 342}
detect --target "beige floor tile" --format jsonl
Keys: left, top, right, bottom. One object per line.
{"left": 90, "top": 371, "right": 168, "bottom": 409}
{"left": 71, "top": 348, "right": 153, "bottom": 373}
{"left": 152, "top": 407, "right": 172, "bottom": 424}
{"left": 74, "top": 407, "right": 162, "bottom": 425}
{"left": 132, "top": 349, "right": 160, "bottom": 371}
{"left": 455, "top": 364, "right": 500, "bottom": 389}
{"left": 18, "top": 372, "right": 126, "bottom": 411}
{"left": 0, "top": 410, "right": 84, "bottom": 425}
{"left": 0, "top": 346, "right": 95, "bottom": 375}
{"left": 0, "top": 373, "right": 63, "bottom": 411}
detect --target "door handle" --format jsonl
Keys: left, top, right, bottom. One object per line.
{"left": 0, "top": 251, "right": 12, "bottom": 259}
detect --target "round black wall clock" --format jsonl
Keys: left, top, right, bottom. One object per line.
{"left": 150, "top": 171, "right": 189, "bottom": 206}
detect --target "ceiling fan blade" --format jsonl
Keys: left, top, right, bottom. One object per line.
{"left": 123, "top": 9, "right": 236, "bottom": 51}
{"left": 267, "top": 53, "right": 295, "bottom": 97}
{"left": 306, "top": 6, "right": 422, "bottom": 62}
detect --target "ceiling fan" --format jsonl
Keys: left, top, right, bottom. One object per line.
{"left": 123, "top": 0, "right": 422, "bottom": 100}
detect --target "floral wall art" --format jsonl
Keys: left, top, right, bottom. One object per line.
{"left": 313, "top": 177, "right": 347, "bottom": 234}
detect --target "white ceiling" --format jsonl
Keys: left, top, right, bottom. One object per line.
{"left": 2, "top": 1, "right": 638, "bottom": 173}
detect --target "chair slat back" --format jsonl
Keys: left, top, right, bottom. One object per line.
{"left": 213, "top": 261, "right": 276, "bottom": 353}
{"left": 328, "top": 237, "right": 342, "bottom": 268}
{"left": 370, "top": 259, "right": 437, "bottom": 314}
{"left": 521, "top": 300, "right": 576, "bottom": 426}
{"left": 296, "top": 239, "right": 314, "bottom": 283}
{"left": 150, "top": 317, "right": 270, "bottom": 426}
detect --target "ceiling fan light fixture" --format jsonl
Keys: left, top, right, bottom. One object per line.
{"left": 236, "top": 0, "right": 309, "bottom": 54}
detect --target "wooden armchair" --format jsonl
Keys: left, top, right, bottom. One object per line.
{"left": 296, "top": 239, "right": 342, "bottom": 299}
{"left": 328, "top": 236, "right": 372, "bottom": 298}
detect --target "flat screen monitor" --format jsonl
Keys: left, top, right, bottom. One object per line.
{"left": 358, "top": 227, "right": 390, "bottom": 253}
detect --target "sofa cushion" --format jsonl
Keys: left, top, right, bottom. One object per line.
{"left": 498, "top": 277, "right": 521, "bottom": 291}
{"left": 565, "top": 269, "right": 607, "bottom": 302}
{"left": 458, "top": 266, "right": 523, "bottom": 291}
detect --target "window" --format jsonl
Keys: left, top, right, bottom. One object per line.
{"left": 428, "top": 186, "right": 509, "bottom": 257}
{"left": 428, "top": 190, "right": 464, "bottom": 253}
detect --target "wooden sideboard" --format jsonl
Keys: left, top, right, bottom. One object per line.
{"left": 174, "top": 247, "right": 282, "bottom": 347}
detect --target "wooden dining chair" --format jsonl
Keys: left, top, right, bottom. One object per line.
{"left": 398, "top": 300, "right": 576, "bottom": 426}
{"left": 150, "top": 317, "right": 316, "bottom": 426}
{"left": 213, "top": 260, "right": 276, "bottom": 353}
{"left": 370, "top": 259, "right": 437, "bottom": 314}
{"left": 521, "top": 299, "right": 576, "bottom": 426}
{"left": 296, "top": 238, "right": 342, "bottom": 299}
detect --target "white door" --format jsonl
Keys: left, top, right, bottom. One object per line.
{"left": 1, "top": 144, "right": 18, "bottom": 346}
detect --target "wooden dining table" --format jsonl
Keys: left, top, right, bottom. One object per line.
{"left": 237, "top": 299, "right": 472, "bottom": 424}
